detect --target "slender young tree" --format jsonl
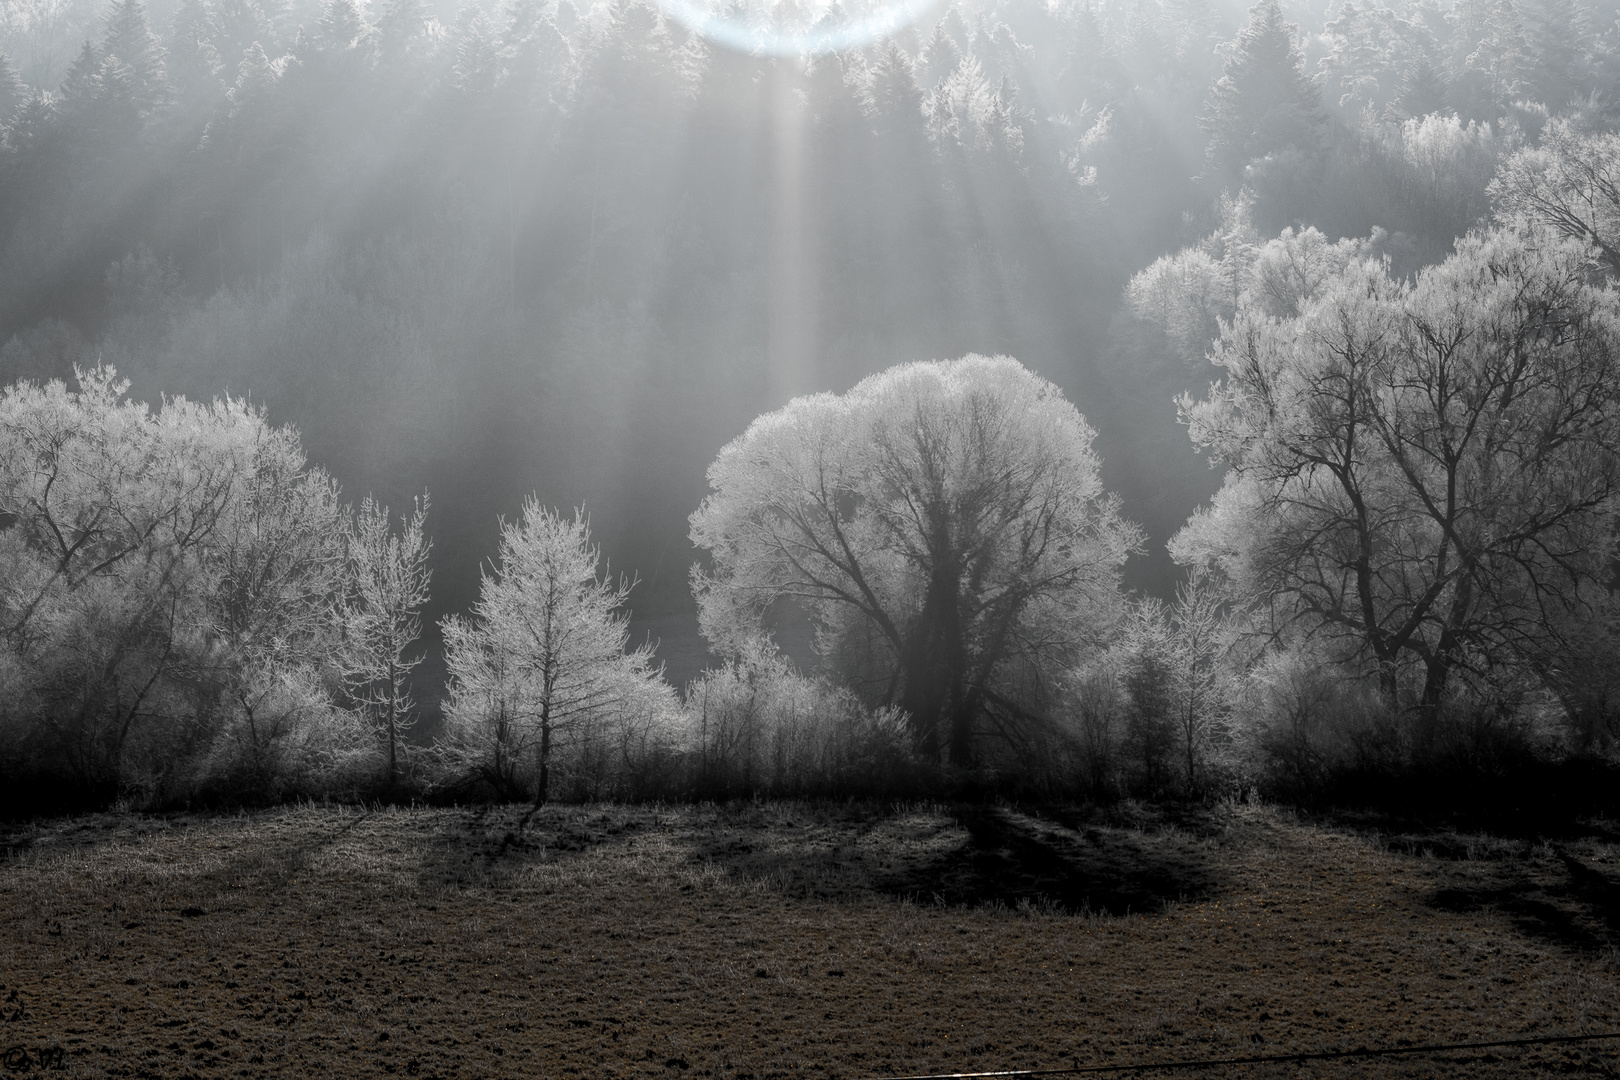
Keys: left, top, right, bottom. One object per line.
{"left": 344, "top": 494, "right": 431, "bottom": 786}
{"left": 441, "top": 503, "right": 663, "bottom": 804}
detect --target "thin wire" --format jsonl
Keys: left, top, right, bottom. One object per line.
{"left": 869, "top": 1029, "right": 1620, "bottom": 1079}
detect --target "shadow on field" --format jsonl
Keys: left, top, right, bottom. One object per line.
{"left": 652, "top": 802, "right": 1225, "bottom": 914}
{"left": 407, "top": 805, "right": 647, "bottom": 891}
{"left": 874, "top": 806, "right": 1221, "bottom": 915}
{"left": 1422, "top": 834, "right": 1620, "bottom": 955}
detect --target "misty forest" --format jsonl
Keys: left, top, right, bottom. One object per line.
{"left": 3, "top": 0, "right": 1620, "bottom": 1070}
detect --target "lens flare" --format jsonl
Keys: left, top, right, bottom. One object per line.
{"left": 653, "top": 0, "right": 943, "bottom": 55}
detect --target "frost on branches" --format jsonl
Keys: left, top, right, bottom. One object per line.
{"left": 439, "top": 502, "right": 675, "bottom": 804}
{"left": 689, "top": 355, "right": 1140, "bottom": 767}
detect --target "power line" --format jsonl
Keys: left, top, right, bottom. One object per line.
{"left": 869, "top": 1030, "right": 1620, "bottom": 1079}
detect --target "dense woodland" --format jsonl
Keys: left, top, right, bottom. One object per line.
{"left": 3, "top": 0, "right": 1620, "bottom": 811}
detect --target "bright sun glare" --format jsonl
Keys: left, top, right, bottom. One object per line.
{"left": 652, "top": 0, "right": 943, "bottom": 54}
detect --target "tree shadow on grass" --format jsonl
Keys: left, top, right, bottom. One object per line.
{"left": 1425, "top": 839, "right": 1620, "bottom": 954}
{"left": 407, "top": 804, "right": 652, "bottom": 892}
{"left": 642, "top": 801, "right": 1227, "bottom": 914}
{"left": 872, "top": 805, "right": 1223, "bottom": 915}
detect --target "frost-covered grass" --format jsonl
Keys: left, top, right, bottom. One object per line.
{"left": 1, "top": 801, "right": 1618, "bottom": 1078}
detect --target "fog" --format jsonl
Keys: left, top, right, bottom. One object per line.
{"left": 5, "top": 0, "right": 1620, "bottom": 804}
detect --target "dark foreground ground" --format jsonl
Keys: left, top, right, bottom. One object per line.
{"left": 1, "top": 800, "right": 1618, "bottom": 1079}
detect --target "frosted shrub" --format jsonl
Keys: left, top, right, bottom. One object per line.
{"left": 1233, "top": 647, "right": 1391, "bottom": 797}
{"left": 191, "top": 667, "right": 380, "bottom": 803}
{"left": 680, "top": 646, "right": 918, "bottom": 798}
{"left": 0, "top": 367, "right": 425, "bottom": 809}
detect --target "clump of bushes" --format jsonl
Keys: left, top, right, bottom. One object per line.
{"left": 0, "top": 368, "right": 432, "bottom": 813}
{"left": 679, "top": 644, "right": 923, "bottom": 799}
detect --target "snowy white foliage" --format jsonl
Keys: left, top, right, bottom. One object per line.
{"left": 439, "top": 501, "right": 677, "bottom": 803}
{"left": 690, "top": 354, "right": 1139, "bottom": 766}
{"left": 678, "top": 643, "right": 915, "bottom": 797}
{"left": 1172, "top": 225, "right": 1620, "bottom": 717}
{"left": 0, "top": 369, "right": 282, "bottom": 796}
{"left": 0, "top": 366, "right": 430, "bottom": 804}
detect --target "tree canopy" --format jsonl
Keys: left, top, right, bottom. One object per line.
{"left": 1173, "top": 226, "right": 1620, "bottom": 717}
{"left": 690, "top": 355, "right": 1139, "bottom": 765}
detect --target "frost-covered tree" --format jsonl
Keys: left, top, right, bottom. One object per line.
{"left": 1173, "top": 226, "right": 1620, "bottom": 720}
{"left": 0, "top": 368, "right": 242, "bottom": 790}
{"left": 100, "top": 0, "right": 168, "bottom": 113}
{"left": 451, "top": 7, "right": 500, "bottom": 97}
{"left": 440, "top": 502, "right": 670, "bottom": 803}
{"left": 0, "top": 367, "right": 370, "bottom": 801}
{"left": 915, "top": 20, "right": 962, "bottom": 91}
{"left": 1127, "top": 200, "right": 1392, "bottom": 369}
{"left": 689, "top": 355, "right": 1139, "bottom": 766}
{"left": 1491, "top": 120, "right": 1620, "bottom": 275}
{"left": 343, "top": 494, "right": 431, "bottom": 785}
{"left": 204, "top": 423, "right": 348, "bottom": 787}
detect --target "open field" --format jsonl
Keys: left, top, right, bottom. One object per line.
{"left": 1, "top": 800, "right": 1618, "bottom": 1079}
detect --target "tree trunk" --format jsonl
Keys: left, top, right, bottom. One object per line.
{"left": 898, "top": 560, "right": 966, "bottom": 762}
{"left": 1184, "top": 702, "right": 1197, "bottom": 797}
{"left": 1418, "top": 653, "right": 1452, "bottom": 732}
{"left": 387, "top": 712, "right": 398, "bottom": 788}
{"left": 535, "top": 708, "right": 552, "bottom": 808}
{"left": 946, "top": 685, "right": 976, "bottom": 767}
{"left": 386, "top": 661, "right": 399, "bottom": 788}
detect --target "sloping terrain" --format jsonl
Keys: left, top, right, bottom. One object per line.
{"left": 1, "top": 801, "right": 1617, "bottom": 1078}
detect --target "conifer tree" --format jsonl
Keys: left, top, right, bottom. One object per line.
{"left": 0, "top": 53, "right": 25, "bottom": 121}
{"left": 315, "top": 0, "right": 366, "bottom": 53}
{"left": 166, "top": 0, "right": 223, "bottom": 116}
{"left": 916, "top": 21, "right": 962, "bottom": 90}
{"left": 869, "top": 39, "right": 924, "bottom": 137}
{"left": 1520, "top": 0, "right": 1587, "bottom": 106}
{"left": 230, "top": 40, "right": 280, "bottom": 114}
{"left": 375, "top": 0, "right": 429, "bottom": 65}
{"left": 1466, "top": 0, "right": 1530, "bottom": 106}
{"left": 209, "top": 0, "right": 278, "bottom": 71}
{"left": 452, "top": 8, "right": 500, "bottom": 97}
{"left": 1201, "top": 0, "right": 1323, "bottom": 183}
{"left": 1389, "top": 50, "right": 1448, "bottom": 118}
{"left": 100, "top": 0, "right": 168, "bottom": 113}
{"left": 499, "top": 0, "right": 567, "bottom": 103}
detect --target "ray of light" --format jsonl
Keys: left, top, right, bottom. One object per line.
{"left": 766, "top": 59, "right": 815, "bottom": 404}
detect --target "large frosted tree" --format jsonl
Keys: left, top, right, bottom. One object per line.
{"left": 1492, "top": 121, "right": 1620, "bottom": 276}
{"left": 1174, "top": 226, "right": 1620, "bottom": 719}
{"left": 690, "top": 355, "right": 1140, "bottom": 766}
{"left": 0, "top": 367, "right": 372, "bottom": 800}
